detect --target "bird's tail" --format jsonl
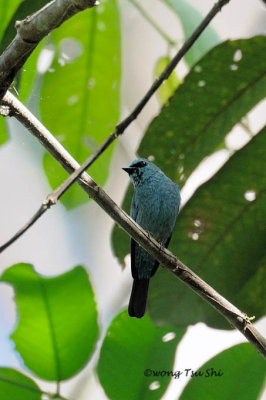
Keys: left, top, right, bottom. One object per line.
{"left": 128, "top": 278, "right": 150, "bottom": 318}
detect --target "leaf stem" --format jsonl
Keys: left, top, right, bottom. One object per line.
{"left": 128, "top": 0, "right": 177, "bottom": 46}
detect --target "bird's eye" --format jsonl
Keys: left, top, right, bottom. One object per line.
{"left": 133, "top": 161, "right": 147, "bottom": 168}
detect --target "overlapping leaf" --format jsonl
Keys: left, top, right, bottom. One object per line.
{"left": 97, "top": 310, "right": 185, "bottom": 400}
{"left": 163, "top": 0, "right": 220, "bottom": 67}
{"left": 0, "top": 0, "right": 49, "bottom": 53}
{"left": 154, "top": 57, "right": 180, "bottom": 104}
{"left": 112, "top": 37, "right": 266, "bottom": 269}
{"left": 0, "top": 368, "right": 41, "bottom": 400}
{"left": 0, "top": 1, "right": 50, "bottom": 144}
{"left": 179, "top": 344, "right": 265, "bottom": 400}
{"left": 41, "top": 0, "right": 121, "bottom": 208}
{"left": 149, "top": 128, "right": 266, "bottom": 328}
{"left": 1, "top": 264, "right": 99, "bottom": 381}
{"left": 139, "top": 36, "right": 266, "bottom": 184}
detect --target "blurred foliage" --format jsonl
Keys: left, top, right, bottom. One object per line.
{"left": 0, "top": 264, "right": 99, "bottom": 381}
{"left": 0, "top": 0, "right": 121, "bottom": 209}
{"left": 0, "top": 368, "right": 41, "bottom": 400}
{"left": 0, "top": 2, "right": 265, "bottom": 400}
{"left": 0, "top": 0, "right": 50, "bottom": 53}
{"left": 179, "top": 343, "right": 266, "bottom": 400}
{"left": 163, "top": 0, "right": 220, "bottom": 67}
{"left": 139, "top": 37, "right": 266, "bottom": 184}
{"left": 41, "top": 0, "right": 121, "bottom": 208}
{"left": 0, "top": 0, "right": 50, "bottom": 144}
{"left": 149, "top": 128, "right": 266, "bottom": 328}
{"left": 98, "top": 310, "right": 186, "bottom": 400}
{"left": 0, "top": 119, "right": 8, "bottom": 145}
{"left": 154, "top": 56, "right": 180, "bottom": 104}
{"left": 112, "top": 36, "right": 266, "bottom": 268}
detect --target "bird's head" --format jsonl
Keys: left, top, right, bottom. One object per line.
{"left": 122, "top": 158, "right": 161, "bottom": 187}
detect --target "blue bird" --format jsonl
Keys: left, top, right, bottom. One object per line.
{"left": 123, "top": 158, "right": 180, "bottom": 318}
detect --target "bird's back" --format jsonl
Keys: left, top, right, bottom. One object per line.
{"left": 133, "top": 173, "right": 180, "bottom": 243}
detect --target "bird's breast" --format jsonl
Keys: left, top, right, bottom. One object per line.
{"left": 135, "top": 181, "right": 179, "bottom": 243}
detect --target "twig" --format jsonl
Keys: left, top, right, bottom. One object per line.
{"left": 0, "top": 202, "right": 50, "bottom": 253}
{"left": 0, "top": 0, "right": 98, "bottom": 100}
{"left": 1, "top": 93, "right": 266, "bottom": 358}
{"left": 128, "top": 0, "right": 177, "bottom": 46}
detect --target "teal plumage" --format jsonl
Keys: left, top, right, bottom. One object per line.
{"left": 123, "top": 158, "right": 180, "bottom": 318}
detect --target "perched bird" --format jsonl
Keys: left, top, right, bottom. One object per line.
{"left": 123, "top": 158, "right": 180, "bottom": 318}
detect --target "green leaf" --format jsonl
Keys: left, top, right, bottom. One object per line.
{"left": 0, "top": 119, "right": 8, "bottom": 145}
{"left": 0, "top": 368, "right": 41, "bottom": 400}
{"left": 163, "top": 0, "right": 220, "bottom": 67}
{"left": 0, "top": 0, "right": 23, "bottom": 50}
{"left": 0, "top": 0, "right": 49, "bottom": 53}
{"left": 41, "top": 0, "right": 121, "bottom": 208}
{"left": 97, "top": 310, "right": 185, "bottom": 400}
{"left": 1, "top": 264, "right": 99, "bottom": 381}
{"left": 139, "top": 37, "right": 266, "bottom": 184}
{"left": 0, "top": 1, "right": 51, "bottom": 144}
{"left": 112, "top": 37, "right": 266, "bottom": 266}
{"left": 179, "top": 343, "right": 265, "bottom": 400}
{"left": 149, "top": 128, "right": 266, "bottom": 329}
{"left": 154, "top": 57, "right": 180, "bottom": 104}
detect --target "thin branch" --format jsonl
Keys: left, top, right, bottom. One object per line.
{"left": 0, "top": 203, "right": 50, "bottom": 253}
{"left": 1, "top": 94, "right": 266, "bottom": 359}
{"left": 1, "top": 0, "right": 265, "bottom": 355}
{"left": 0, "top": 0, "right": 232, "bottom": 234}
{"left": 128, "top": 0, "right": 177, "bottom": 46}
{"left": 13, "top": 0, "right": 234, "bottom": 204}
{"left": 0, "top": 0, "right": 98, "bottom": 99}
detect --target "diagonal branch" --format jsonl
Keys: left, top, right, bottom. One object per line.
{"left": 1, "top": 93, "right": 266, "bottom": 358}
{"left": 1, "top": 0, "right": 265, "bottom": 356}
{"left": 0, "top": 0, "right": 98, "bottom": 99}
{"left": 0, "top": 0, "right": 232, "bottom": 251}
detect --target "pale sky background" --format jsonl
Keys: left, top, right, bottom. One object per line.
{"left": 0, "top": 0, "right": 265, "bottom": 399}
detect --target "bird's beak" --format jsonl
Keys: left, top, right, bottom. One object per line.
{"left": 122, "top": 167, "right": 135, "bottom": 175}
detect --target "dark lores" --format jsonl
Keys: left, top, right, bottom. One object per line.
{"left": 123, "top": 158, "right": 180, "bottom": 318}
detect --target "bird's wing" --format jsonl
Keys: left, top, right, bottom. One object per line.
{"left": 150, "top": 232, "right": 173, "bottom": 277}
{"left": 130, "top": 192, "right": 138, "bottom": 279}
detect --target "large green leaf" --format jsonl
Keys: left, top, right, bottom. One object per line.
{"left": 139, "top": 36, "right": 266, "bottom": 184}
{"left": 112, "top": 37, "right": 266, "bottom": 266}
{"left": 97, "top": 310, "right": 185, "bottom": 400}
{"left": 163, "top": 0, "right": 220, "bottom": 67}
{"left": 0, "top": 368, "right": 41, "bottom": 400}
{"left": 179, "top": 343, "right": 265, "bottom": 400}
{"left": 1, "top": 264, "right": 99, "bottom": 381}
{"left": 41, "top": 0, "right": 121, "bottom": 208}
{"left": 149, "top": 128, "right": 266, "bottom": 329}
